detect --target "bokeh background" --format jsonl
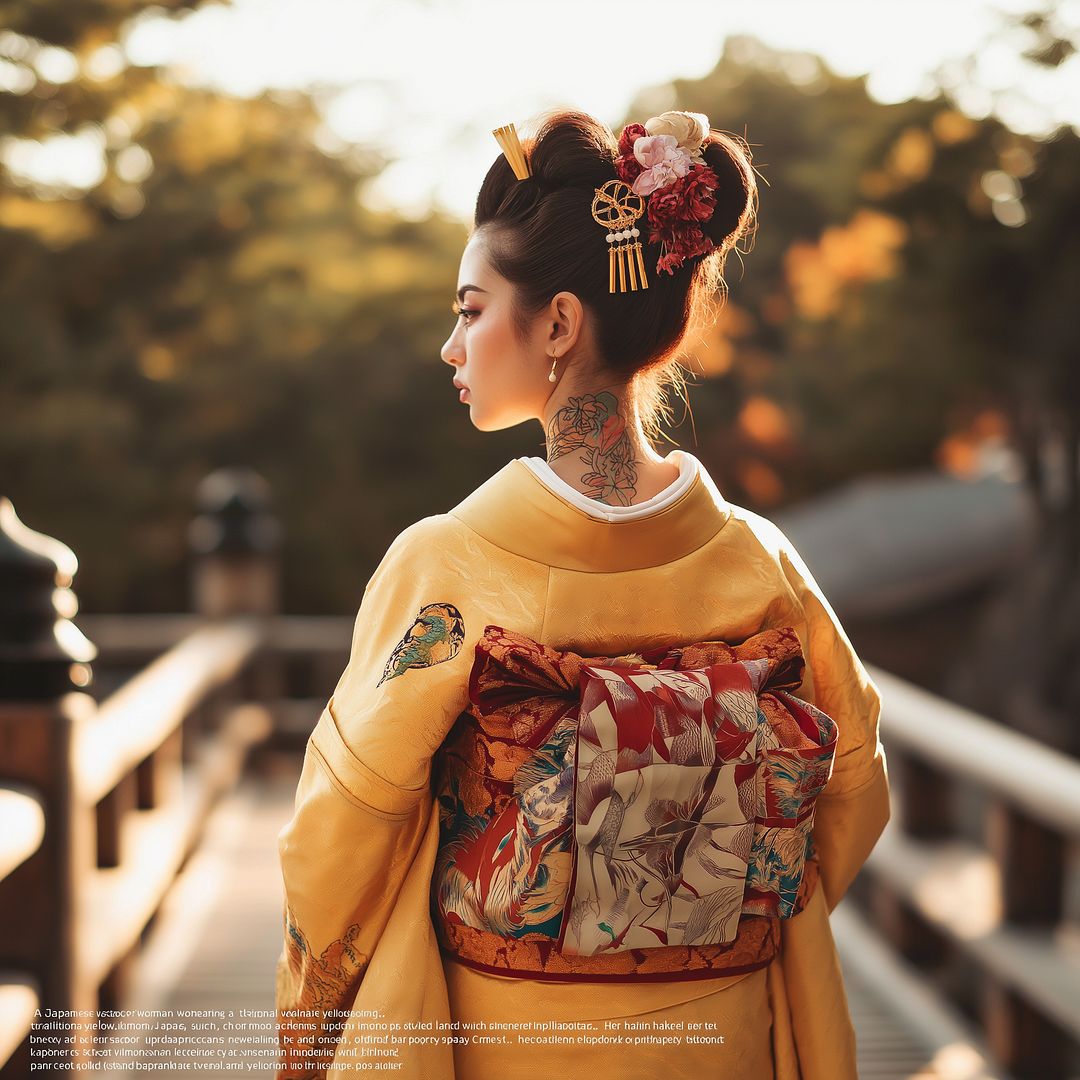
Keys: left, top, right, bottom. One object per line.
{"left": 1, "top": 0, "right": 1075, "bottom": 599}
{"left": 2, "top": 3, "right": 1080, "bottom": 1076}
{"left": 7, "top": 0, "right": 1080, "bottom": 742}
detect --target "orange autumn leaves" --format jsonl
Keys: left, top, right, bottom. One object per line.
{"left": 688, "top": 206, "right": 909, "bottom": 379}
{"left": 783, "top": 208, "right": 909, "bottom": 321}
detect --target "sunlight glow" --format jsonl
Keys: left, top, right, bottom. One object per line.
{"left": 115, "top": 0, "right": 1076, "bottom": 221}
{"left": 85, "top": 44, "right": 126, "bottom": 83}
{"left": 0, "top": 126, "right": 107, "bottom": 193}
{"left": 8, "top": 0, "right": 1080, "bottom": 217}
{"left": 929, "top": 1041, "right": 999, "bottom": 1080}
{"left": 115, "top": 144, "right": 154, "bottom": 184}
{"left": 33, "top": 45, "right": 78, "bottom": 84}
{"left": 0, "top": 58, "right": 34, "bottom": 94}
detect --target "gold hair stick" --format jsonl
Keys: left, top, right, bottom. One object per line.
{"left": 493, "top": 123, "right": 532, "bottom": 181}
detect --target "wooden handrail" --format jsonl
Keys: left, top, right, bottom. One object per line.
{"left": 0, "top": 482, "right": 283, "bottom": 1077}
{"left": 77, "top": 704, "right": 272, "bottom": 988}
{"left": 865, "top": 828, "right": 1080, "bottom": 1041}
{"left": 861, "top": 662, "right": 1080, "bottom": 1077}
{"left": 0, "top": 974, "right": 39, "bottom": 1072}
{"left": 74, "top": 620, "right": 264, "bottom": 806}
{"left": 0, "top": 788, "right": 45, "bottom": 882}
{"left": 0, "top": 615, "right": 276, "bottom": 1074}
{"left": 73, "top": 614, "right": 205, "bottom": 654}
{"left": 76, "top": 613, "right": 353, "bottom": 657}
{"left": 264, "top": 614, "right": 353, "bottom": 651}
{"left": 869, "top": 665, "right": 1080, "bottom": 836}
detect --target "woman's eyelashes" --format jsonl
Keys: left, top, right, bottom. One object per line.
{"left": 453, "top": 306, "right": 479, "bottom": 324}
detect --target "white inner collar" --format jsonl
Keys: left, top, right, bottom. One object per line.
{"left": 519, "top": 449, "right": 700, "bottom": 522}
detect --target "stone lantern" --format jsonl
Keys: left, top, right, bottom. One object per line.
{"left": 187, "top": 468, "right": 281, "bottom": 618}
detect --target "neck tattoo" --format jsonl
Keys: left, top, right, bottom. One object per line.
{"left": 545, "top": 391, "right": 639, "bottom": 506}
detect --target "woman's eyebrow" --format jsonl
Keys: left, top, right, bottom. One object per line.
{"left": 456, "top": 284, "right": 489, "bottom": 301}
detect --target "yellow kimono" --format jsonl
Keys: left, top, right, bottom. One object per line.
{"left": 275, "top": 457, "right": 890, "bottom": 1079}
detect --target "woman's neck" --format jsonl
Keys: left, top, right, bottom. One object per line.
{"left": 541, "top": 385, "right": 675, "bottom": 507}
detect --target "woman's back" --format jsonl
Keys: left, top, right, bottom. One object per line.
{"left": 275, "top": 452, "right": 889, "bottom": 1079}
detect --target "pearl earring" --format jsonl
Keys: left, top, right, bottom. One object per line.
{"left": 548, "top": 354, "right": 558, "bottom": 383}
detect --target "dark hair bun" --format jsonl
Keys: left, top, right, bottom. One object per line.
{"left": 472, "top": 108, "right": 758, "bottom": 435}
{"left": 699, "top": 131, "right": 756, "bottom": 250}
{"left": 524, "top": 110, "right": 619, "bottom": 192}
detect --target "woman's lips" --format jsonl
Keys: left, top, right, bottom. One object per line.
{"left": 458, "top": 387, "right": 469, "bottom": 402}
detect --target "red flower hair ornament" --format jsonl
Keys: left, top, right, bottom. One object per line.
{"left": 613, "top": 111, "right": 721, "bottom": 276}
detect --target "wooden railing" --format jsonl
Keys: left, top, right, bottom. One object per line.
{"left": 857, "top": 664, "right": 1080, "bottom": 1080}
{"left": 82, "top": 612, "right": 354, "bottom": 745}
{"left": 0, "top": 787, "right": 44, "bottom": 1073}
{"left": 0, "top": 475, "right": 292, "bottom": 1074}
{"left": 0, "top": 606, "right": 354, "bottom": 1076}
{"left": 0, "top": 620, "right": 272, "bottom": 1073}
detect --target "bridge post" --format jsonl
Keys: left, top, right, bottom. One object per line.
{"left": 873, "top": 748, "right": 956, "bottom": 968}
{"left": 0, "top": 497, "right": 99, "bottom": 1073}
{"left": 982, "top": 798, "right": 1069, "bottom": 1077}
{"left": 893, "top": 749, "right": 953, "bottom": 838}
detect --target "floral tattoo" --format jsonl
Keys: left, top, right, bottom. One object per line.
{"left": 545, "top": 391, "right": 639, "bottom": 506}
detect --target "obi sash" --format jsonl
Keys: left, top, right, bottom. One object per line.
{"left": 430, "top": 624, "right": 837, "bottom": 983}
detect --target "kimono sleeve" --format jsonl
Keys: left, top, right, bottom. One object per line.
{"left": 274, "top": 516, "right": 471, "bottom": 1078}
{"left": 777, "top": 533, "right": 891, "bottom": 914}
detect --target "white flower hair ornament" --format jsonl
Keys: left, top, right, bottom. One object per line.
{"left": 633, "top": 110, "right": 711, "bottom": 195}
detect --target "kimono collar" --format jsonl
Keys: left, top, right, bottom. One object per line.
{"left": 449, "top": 458, "right": 733, "bottom": 573}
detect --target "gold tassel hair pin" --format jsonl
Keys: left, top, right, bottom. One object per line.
{"left": 492, "top": 123, "right": 532, "bottom": 181}
{"left": 591, "top": 180, "right": 648, "bottom": 293}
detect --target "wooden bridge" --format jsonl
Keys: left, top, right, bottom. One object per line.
{"left": 1, "top": 481, "right": 1078, "bottom": 1080}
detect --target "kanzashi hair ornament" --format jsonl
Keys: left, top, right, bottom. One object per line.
{"left": 492, "top": 123, "right": 532, "bottom": 180}
{"left": 492, "top": 111, "right": 721, "bottom": 293}
{"left": 591, "top": 181, "right": 649, "bottom": 293}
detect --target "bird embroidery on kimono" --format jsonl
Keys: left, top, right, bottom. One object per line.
{"left": 377, "top": 602, "right": 465, "bottom": 686}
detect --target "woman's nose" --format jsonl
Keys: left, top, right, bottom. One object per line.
{"left": 441, "top": 328, "right": 463, "bottom": 367}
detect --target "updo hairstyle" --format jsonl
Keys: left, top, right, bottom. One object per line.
{"left": 472, "top": 109, "right": 758, "bottom": 437}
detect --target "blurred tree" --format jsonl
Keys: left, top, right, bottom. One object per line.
{"left": 2, "top": 0, "right": 1078, "bottom": 753}
{"left": 651, "top": 13, "right": 1080, "bottom": 749}
{"left": 0, "top": 0, "right": 499, "bottom": 612}
{"left": 643, "top": 35, "right": 1038, "bottom": 502}
{"left": 923, "top": 6, "right": 1080, "bottom": 750}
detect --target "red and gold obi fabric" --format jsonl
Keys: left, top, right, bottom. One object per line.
{"left": 430, "top": 625, "right": 837, "bottom": 982}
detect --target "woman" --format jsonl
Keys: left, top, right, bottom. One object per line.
{"left": 275, "top": 108, "right": 890, "bottom": 1080}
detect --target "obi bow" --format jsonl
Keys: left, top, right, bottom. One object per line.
{"left": 441, "top": 624, "right": 838, "bottom": 958}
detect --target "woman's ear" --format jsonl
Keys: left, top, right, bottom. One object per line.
{"left": 548, "top": 291, "right": 586, "bottom": 356}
